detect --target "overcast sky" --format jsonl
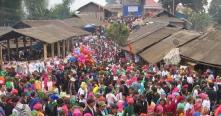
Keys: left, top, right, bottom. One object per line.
{"left": 49, "top": 0, "right": 212, "bottom": 11}
{"left": 48, "top": 0, "right": 106, "bottom": 11}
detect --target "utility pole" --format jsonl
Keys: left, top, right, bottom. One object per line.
{"left": 173, "top": 0, "right": 175, "bottom": 15}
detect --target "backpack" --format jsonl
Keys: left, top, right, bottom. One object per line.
{"left": 15, "top": 104, "right": 30, "bottom": 116}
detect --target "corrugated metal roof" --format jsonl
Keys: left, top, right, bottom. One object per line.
{"left": 139, "top": 30, "right": 201, "bottom": 64}
{"left": 180, "top": 30, "right": 221, "bottom": 66}
{"left": 122, "top": 27, "right": 181, "bottom": 54}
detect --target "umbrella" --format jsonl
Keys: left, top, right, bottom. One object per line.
{"left": 83, "top": 24, "right": 96, "bottom": 32}
{"left": 68, "top": 56, "right": 77, "bottom": 63}
{"left": 50, "top": 94, "right": 59, "bottom": 100}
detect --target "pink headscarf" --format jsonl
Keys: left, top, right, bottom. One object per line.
{"left": 33, "top": 103, "right": 42, "bottom": 111}
{"left": 167, "top": 94, "right": 175, "bottom": 100}
{"left": 84, "top": 113, "right": 92, "bottom": 116}
{"left": 172, "top": 87, "right": 179, "bottom": 93}
{"left": 72, "top": 108, "right": 82, "bottom": 116}
{"left": 117, "top": 100, "right": 124, "bottom": 112}
{"left": 62, "top": 105, "right": 68, "bottom": 116}
{"left": 126, "top": 80, "right": 133, "bottom": 86}
{"left": 155, "top": 105, "right": 164, "bottom": 113}
{"left": 127, "top": 96, "right": 134, "bottom": 105}
{"left": 199, "top": 93, "right": 208, "bottom": 99}
{"left": 43, "top": 73, "right": 49, "bottom": 87}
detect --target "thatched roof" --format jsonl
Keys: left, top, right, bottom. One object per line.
{"left": 0, "top": 26, "right": 13, "bottom": 36}
{"left": 122, "top": 27, "right": 181, "bottom": 54}
{"left": 76, "top": 2, "right": 110, "bottom": 12}
{"left": 105, "top": 3, "right": 122, "bottom": 12}
{"left": 145, "top": 16, "right": 184, "bottom": 24}
{"left": 180, "top": 30, "right": 221, "bottom": 66}
{"left": 0, "top": 20, "right": 89, "bottom": 45}
{"left": 76, "top": 13, "right": 103, "bottom": 25}
{"left": 144, "top": 10, "right": 184, "bottom": 26}
{"left": 18, "top": 25, "right": 74, "bottom": 43}
{"left": 13, "top": 20, "right": 89, "bottom": 35}
{"left": 63, "top": 17, "right": 86, "bottom": 27}
{"left": 12, "top": 25, "right": 76, "bottom": 44}
{"left": 139, "top": 30, "right": 201, "bottom": 64}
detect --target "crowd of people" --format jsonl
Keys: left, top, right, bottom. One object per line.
{"left": 106, "top": 16, "right": 145, "bottom": 31}
{"left": 0, "top": 36, "right": 221, "bottom": 116}
{"left": 4, "top": 45, "right": 43, "bottom": 61}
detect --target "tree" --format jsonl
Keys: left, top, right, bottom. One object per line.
{"left": 159, "top": 0, "right": 208, "bottom": 13}
{"left": 107, "top": 23, "right": 129, "bottom": 46}
{"left": 189, "top": 11, "right": 212, "bottom": 32}
{"left": 24, "top": 0, "right": 50, "bottom": 20}
{"left": 209, "top": 0, "right": 221, "bottom": 25}
{"left": 49, "top": 0, "right": 72, "bottom": 19}
{"left": 24, "top": 0, "right": 74, "bottom": 20}
{"left": 106, "top": 0, "right": 118, "bottom": 4}
{"left": 0, "top": 0, "right": 23, "bottom": 26}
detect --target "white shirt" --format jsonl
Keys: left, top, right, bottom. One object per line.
{"left": 78, "top": 88, "right": 86, "bottom": 96}
{"left": 79, "top": 98, "right": 86, "bottom": 104}
{"left": 157, "top": 88, "right": 165, "bottom": 95}
{"left": 0, "top": 91, "right": 6, "bottom": 96}
{"left": 106, "top": 93, "right": 117, "bottom": 105}
{"left": 12, "top": 103, "right": 31, "bottom": 116}
{"left": 187, "top": 76, "right": 193, "bottom": 84}
{"left": 161, "top": 70, "right": 168, "bottom": 77}
{"left": 202, "top": 99, "right": 210, "bottom": 110}
{"left": 116, "top": 92, "right": 123, "bottom": 101}
{"left": 193, "top": 89, "right": 198, "bottom": 98}
{"left": 184, "top": 103, "right": 193, "bottom": 114}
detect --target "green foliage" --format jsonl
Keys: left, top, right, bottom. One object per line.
{"left": 159, "top": 0, "right": 208, "bottom": 12}
{"left": 209, "top": 0, "right": 221, "bottom": 25}
{"left": 106, "top": 0, "right": 118, "bottom": 4}
{"left": 24, "top": 0, "right": 50, "bottom": 20}
{"left": 0, "top": 0, "right": 23, "bottom": 26}
{"left": 189, "top": 11, "right": 212, "bottom": 32}
{"left": 107, "top": 23, "right": 129, "bottom": 46}
{"left": 49, "top": 0, "right": 72, "bottom": 19}
{"left": 24, "top": 0, "right": 73, "bottom": 20}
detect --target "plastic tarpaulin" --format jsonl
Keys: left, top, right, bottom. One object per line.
{"left": 163, "top": 48, "right": 181, "bottom": 65}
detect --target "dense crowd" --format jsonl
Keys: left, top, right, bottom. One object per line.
{"left": 0, "top": 36, "right": 221, "bottom": 116}
{"left": 106, "top": 16, "right": 145, "bottom": 31}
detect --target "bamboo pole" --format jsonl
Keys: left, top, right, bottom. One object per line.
{"left": 43, "top": 43, "right": 47, "bottom": 60}
{"left": 51, "top": 43, "right": 55, "bottom": 57}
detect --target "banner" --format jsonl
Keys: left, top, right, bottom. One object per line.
{"left": 123, "top": 5, "right": 142, "bottom": 16}
{"left": 163, "top": 48, "right": 181, "bottom": 65}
